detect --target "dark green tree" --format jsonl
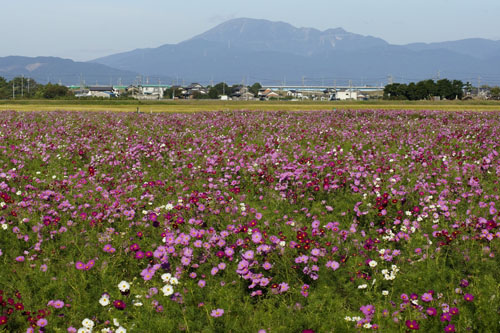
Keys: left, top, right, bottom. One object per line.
{"left": 212, "top": 82, "right": 230, "bottom": 96}
{"left": 490, "top": 86, "right": 500, "bottom": 100}
{"left": 406, "top": 82, "right": 417, "bottom": 100}
{"left": 40, "top": 83, "right": 72, "bottom": 99}
{"left": 208, "top": 87, "right": 219, "bottom": 99}
{"left": 451, "top": 80, "right": 464, "bottom": 100}
{"left": 383, "top": 83, "right": 408, "bottom": 100}
{"left": 436, "top": 79, "right": 454, "bottom": 99}
{"left": 0, "top": 76, "right": 9, "bottom": 99}
{"left": 163, "top": 87, "right": 183, "bottom": 99}
{"left": 249, "top": 82, "right": 262, "bottom": 96}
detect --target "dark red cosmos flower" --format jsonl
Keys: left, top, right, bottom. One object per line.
{"left": 0, "top": 316, "right": 7, "bottom": 325}
{"left": 14, "top": 303, "right": 24, "bottom": 311}
{"left": 113, "top": 300, "right": 126, "bottom": 310}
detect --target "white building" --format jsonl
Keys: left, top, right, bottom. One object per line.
{"left": 333, "top": 90, "right": 358, "bottom": 100}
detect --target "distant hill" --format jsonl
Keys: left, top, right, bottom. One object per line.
{"left": 91, "top": 18, "right": 500, "bottom": 85}
{"left": 0, "top": 56, "right": 141, "bottom": 85}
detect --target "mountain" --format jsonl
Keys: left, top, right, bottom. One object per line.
{"left": 0, "top": 56, "right": 142, "bottom": 86}
{"left": 3, "top": 19, "right": 499, "bottom": 86}
{"left": 91, "top": 18, "right": 500, "bottom": 85}
{"left": 404, "top": 38, "right": 500, "bottom": 60}
{"left": 190, "top": 18, "right": 389, "bottom": 56}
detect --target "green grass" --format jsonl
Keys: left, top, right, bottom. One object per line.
{"left": 1, "top": 99, "right": 500, "bottom": 112}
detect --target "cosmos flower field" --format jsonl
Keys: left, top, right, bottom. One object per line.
{"left": 0, "top": 109, "right": 499, "bottom": 332}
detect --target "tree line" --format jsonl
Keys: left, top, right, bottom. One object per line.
{"left": 383, "top": 79, "right": 465, "bottom": 100}
{"left": 0, "top": 76, "right": 72, "bottom": 99}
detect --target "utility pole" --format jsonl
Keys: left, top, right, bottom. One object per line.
{"left": 27, "top": 78, "right": 30, "bottom": 97}
{"left": 477, "top": 76, "right": 481, "bottom": 96}
{"left": 21, "top": 75, "right": 24, "bottom": 97}
{"left": 12, "top": 82, "right": 15, "bottom": 99}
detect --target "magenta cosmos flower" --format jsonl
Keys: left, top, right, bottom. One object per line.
{"left": 444, "top": 324, "right": 456, "bottom": 332}
{"left": 405, "top": 320, "right": 419, "bottom": 330}
{"left": 210, "top": 308, "right": 224, "bottom": 317}
{"left": 464, "top": 293, "right": 474, "bottom": 302}
{"left": 75, "top": 261, "right": 85, "bottom": 270}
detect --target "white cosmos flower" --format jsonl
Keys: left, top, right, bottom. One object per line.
{"left": 161, "top": 273, "right": 171, "bottom": 283}
{"left": 169, "top": 277, "right": 179, "bottom": 285}
{"left": 116, "top": 327, "right": 127, "bottom": 333}
{"left": 118, "top": 280, "right": 130, "bottom": 292}
{"left": 82, "top": 318, "right": 95, "bottom": 328}
{"left": 358, "top": 284, "right": 368, "bottom": 289}
{"left": 99, "top": 295, "right": 110, "bottom": 306}
{"left": 368, "top": 260, "right": 377, "bottom": 268}
{"left": 78, "top": 328, "right": 91, "bottom": 333}
{"left": 162, "top": 284, "right": 174, "bottom": 296}
{"left": 113, "top": 318, "right": 120, "bottom": 327}
{"left": 382, "top": 290, "right": 389, "bottom": 296}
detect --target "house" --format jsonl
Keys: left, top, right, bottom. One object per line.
{"left": 332, "top": 90, "right": 358, "bottom": 100}
{"left": 258, "top": 88, "right": 273, "bottom": 97}
{"left": 257, "top": 88, "right": 280, "bottom": 100}
{"left": 231, "top": 91, "right": 255, "bottom": 100}
{"left": 182, "top": 83, "right": 208, "bottom": 99}
{"left": 286, "top": 89, "right": 303, "bottom": 98}
{"left": 140, "top": 84, "right": 171, "bottom": 99}
{"left": 73, "top": 86, "right": 115, "bottom": 98}
{"left": 89, "top": 86, "right": 115, "bottom": 98}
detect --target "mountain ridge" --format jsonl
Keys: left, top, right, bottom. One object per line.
{"left": 90, "top": 18, "right": 500, "bottom": 85}
{"left": 0, "top": 56, "right": 143, "bottom": 86}
{"left": 2, "top": 18, "right": 500, "bottom": 86}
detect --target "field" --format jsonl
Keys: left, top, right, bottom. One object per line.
{"left": 2, "top": 99, "right": 500, "bottom": 113}
{"left": 0, "top": 108, "right": 499, "bottom": 332}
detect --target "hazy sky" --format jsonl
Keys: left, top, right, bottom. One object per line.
{"left": 2, "top": 0, "right": 499, "bottom": 61}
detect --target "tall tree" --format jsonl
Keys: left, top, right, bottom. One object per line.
{"left": 0, "top": 76, "right": 9, "bottom": 99}
{"left": 249, "top": 82, "right": 262, "bottom": 96}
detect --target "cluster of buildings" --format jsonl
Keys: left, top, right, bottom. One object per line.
{"left": 68, "top": 83, "right": 373, "bottom": 101}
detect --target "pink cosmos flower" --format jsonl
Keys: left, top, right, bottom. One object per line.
{"left": 421, "top": 293, "right": 433, "bottom": 302}
{"left": 326, "top": 260, "right": 339, "bottom": 271}
{"left": 36, "top": 318, "right": 48, "bottom": 327}
{"left": 53, "top": 300, "right": 64, "bottom": 309}
{"left": 75, "top": 261, "right": 85, "bottom": 270}
{"left": 210, "top": 308, "right": 224, "bottom": 317}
